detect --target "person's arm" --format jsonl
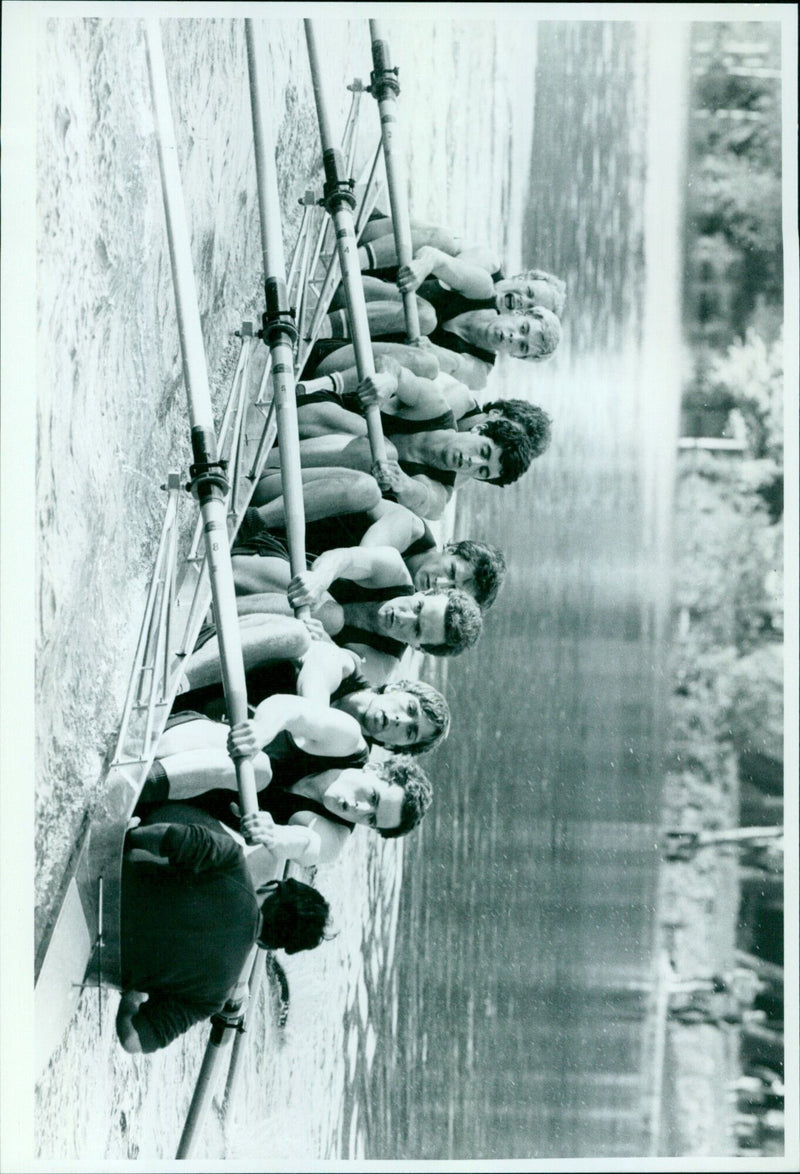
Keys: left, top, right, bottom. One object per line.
{"left": 397, "top": 245, "right": 495, "bottom": 300}
{"left": 228, "top": 695, "right": 364, "bottom": 759}
{"left": 315, "top": 342, "right": 440, "bottom": 381}
{"left": 403, "top": 474, "right": 452, "bottom": 521}
{"left": 356, "top": 357, "right": 449, "bottom": 422}
{"left": 285, "top": 544, "right": 410, "bottom": 614}
{"left": 117, "top": 990, "right": 212, "bottom": 1054}
{"left": 294, "top": 642, "right": 364, "bottom": 705}
{"left": 455, "top": 242, "right": 503, "bottom": 274}
{"left": 288, "top": 811, "right": 352, "bottom": 865}
{"left": 357, "top": 499, "right": 426, "bottom": 553}
{"left": 316, "top": 544, "right": 410, "bottom": 591}
{"left": 340, "top": 643, "right": 398, "bottom": 689}
{"left": 116, "top": 991, "right": 149, "bottom": 1053}
{"left": 238, "top": 809, "right": 350, "bottom": 867}
{"left": 428, "top": 346, "right": 491, "bottom": 392}
{"left": 392, "top": 364, "right": 450, "bottom": 416}
{"left": 373, "top": 464, "right": 452, "bottom": 521}
{"left": 437, "top": 374, "right": 480, "bottom": 423}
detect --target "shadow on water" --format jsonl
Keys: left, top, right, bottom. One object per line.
{"left": 354, "top": 23, "right": 683, "bottom": 1160}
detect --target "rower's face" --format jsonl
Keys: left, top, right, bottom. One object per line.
{"left": 377, "top": 592, "right": 448, "bottom": 647}
{"left": 412, "top": 549, "right": 476, "bottom": 597}
{"left": 322, "top": 767, "right": 404, "bottom": 830}
{"left": 494, "top": 279, "right": 558, "bottom": 315}
{"left": 363, "top": 688, "right": 438, "bottom": 749}
{"left": 481, "top": 312, "right": 544, "bottom": 359}
{"left": 440, "top": 431, "right": 503, "bottom": 482}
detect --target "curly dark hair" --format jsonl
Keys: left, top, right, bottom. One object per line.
{"left": 477, "top": 418, "right": 534, "bottom": 486}
{"left": 258, "top": 878, "right": 331, "bottom": 955}
{"left": 445, "top": 540, "right": 507, "bottom": 610}
{"left": 375, "top": 679, "right": 451, "bottom": 755}
{"left": 420, "top": 588, "right": 483, "bottom": 656}
{"left": 484, "top": 399, "right": 552, "bottom": 459}
{"left": 376, "top": 756, "right": 433, "bottom": 839}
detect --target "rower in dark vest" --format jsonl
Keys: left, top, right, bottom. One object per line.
{"left": 135, "top": 711, "right": 433, "bottom": 869}
{"left": 206, "top": 531, "right": 484, "bottom": 685}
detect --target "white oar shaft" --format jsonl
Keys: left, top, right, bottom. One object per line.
{"left": 368, "top": 21, "right": 420, "bottom": 343}
{"left": 246, "top": 20, "right": 309, "bottom": 584}
{"left": 145, "top": 20, "right": 213, "bottom": 426}
{"left": 144, "top": 20, "right": 258, "bottom": 816}
{"left": 304, "top": 20, "right": 387, "bottom": 465}
{"left": 176, "top": 951, "right": 257, "bottom": 1157}
{"left": 221, "top": 949, "right": 267, "bottom": 1114}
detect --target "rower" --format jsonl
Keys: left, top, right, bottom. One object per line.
{"left": 137, "top": 712, "right": 433, "bottom": 869}
{"left": 286, "top": 356, "right": 552, "bottom": 468}
{"left": 115, "top": 806, "right": 330, "bottom": 1054}
{"left": 356, "top": 215, "right": 567, "bottom": 315}
{"left": 199, "top": 531, "right": 483, "bottom": 684}
{"left": 305, "top": 224, "right": 565, "bottom": 390}
{"left": 232, "top": 505, "right": 508, "bottom": 610}
{"left": 261, "top": 411, "right": 534, "bottom": 522}
{"left": 170, "top": 621, "right": 452, "bottom": 756}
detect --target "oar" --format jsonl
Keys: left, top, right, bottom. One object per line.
{"left": 176, "top": 946, "right": 262, "bottom": 1157}
{"left": 144, "top": 20, "right": 258, "bottom": 823}
{"left": 176, "top": 20, "right": 312, "bottom": 1155}
{"left": 144, "top": 20, "right": 261, "bottom": 1158}
{"left": 304, "top": 19, "right": 388, "bottom": 468}
{"left": 367, "top": 20, "right": 421, "bottom": 344}
{"left": 218, "top": 948, "right": 267, "bottom": 1118}
{"left": 246, "top": 19, "right": 309, "bottom": 599}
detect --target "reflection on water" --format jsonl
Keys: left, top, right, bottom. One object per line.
{"left": 353, "top": 23, "right": 684, "bottom": 1160}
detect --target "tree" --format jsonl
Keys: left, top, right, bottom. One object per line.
{"left": 707, "top": 328, "right": 783, "bottom": 461}
{"left": 726, "top": 643, "right": 783, "bottom": 763}
{"left": 694, "top": 155, "right": 783, "bottom": 298}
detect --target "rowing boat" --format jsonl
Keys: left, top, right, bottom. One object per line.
{"left": 34, "top": 24, "right": 386, "bottom": 1083}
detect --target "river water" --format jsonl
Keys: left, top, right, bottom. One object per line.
{"left": 33, "top": 14, "right": 686, "bottom": 1162}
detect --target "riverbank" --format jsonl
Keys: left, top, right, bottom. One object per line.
{"left": 655, "top": 448, "right": 784, "bottom": 1156}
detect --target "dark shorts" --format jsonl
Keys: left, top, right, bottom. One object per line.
{"left": 193, "top": 622, "right": 218, "bottom": 653}
{"left": 165, "top": 709, "right": 208, "bottom": 729}
{"left": 300, "top": 338, "right": 350, "bottom": 380}
{"left": 231, "top": 510, "right": 291, "bottom": 561}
